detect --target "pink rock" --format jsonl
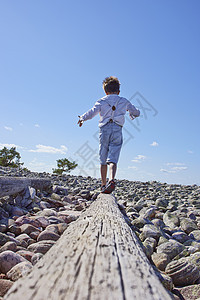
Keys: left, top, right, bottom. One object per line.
{"left": 32, "top": 216, "right": 50, "bottom": 228}
{"left": 0, "top": 242, "right": 17, "bottom": 253}
{"left": 177, "top": 284, "right": 200, "bottom": 300}
{"left": 45, "top": 224, "right": 59, "bottom": 234}
{"left": 59, "top": 214, "right": 78, "bottom": 224}
{"left": 16, "top": 250, "right": 35, "bottom": 262}
{"left": 0, "top": 279, "right": 13, "bottom": 297}
{"left": 6, "top": 261, "right": 32, "bottom": 281}
{"left": 15, "top": 233, "right": 31, "bottom": 245}
{"left": 46, "top": 223, "right": 68, "bottom": 235}
{"left": 20, "top": 224, "right": 41, "bottom": 235}
{"left": 0, "top": 250, "right": 26, "bottom": 274}
{"left": 29, "top": 231, "right": 40, "bottom": 240}
{"left": 15, "top": 216, "right": 41, "bottom": 228}
{"left": 37, "top": 230, "right": 60, "bottom": 242}
{"left": 27, "top": 240, "right": 55, "bottom": 254}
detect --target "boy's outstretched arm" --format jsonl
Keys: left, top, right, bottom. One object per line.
{"left": 127, "top": 101, "right": 140, "bottom": 120}
{"left": 77, "top": 101, "right": 101, "bottom": 127}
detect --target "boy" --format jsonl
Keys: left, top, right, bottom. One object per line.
{"left": 78, "top": 76, "right": 140, "bottom": 194}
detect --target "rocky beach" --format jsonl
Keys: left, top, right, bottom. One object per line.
{"left": 0, "top": 166, "right": 200, "bottom": 299}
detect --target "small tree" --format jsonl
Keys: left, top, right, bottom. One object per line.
{"left": 0, "top": 147, "right": 24, "bottom": 168}
{"left": 53, "top": 158, "right": 78, "bottom": 175}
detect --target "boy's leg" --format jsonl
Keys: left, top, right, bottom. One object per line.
{"left": 100, "top": 164, "right": 107, "bottom": 186}
{"left": 109, "top": 163, "right": 117, "bottom": 181}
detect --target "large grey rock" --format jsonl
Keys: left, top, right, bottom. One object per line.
{"left": 131, "top": 217, "right": 152, "bottom": 229}
{"left": 155, "top": 198, "right": 168, "bottom": 208}
{"left": 151, "top": 252, "right": 170, "bottom": 271}
{"left": 163, "top": 211, "right": 180, "bottom": 228}
{"left": 140, "top": 207, "right": 156, "bottom": 219}
{"left": 151, "top": 219, "right": 165, "bottom": 229}
{"left": 180, "top": 218, "right": 198, "bottom": 234}
{"left": 172, "top": 231, "right": 190, "bottom": 244}
{"left": 143, "top": 224, "right": 161, "bottom": 240}
{"left": 157, "top": 240, "right": 185, "bottom": 260}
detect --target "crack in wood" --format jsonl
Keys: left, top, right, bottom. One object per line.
{"left": 87, "top": 220, "right": 102, "bottom": 300}
{"left": 113, "top": 231, "right": 126, "bottom": 300}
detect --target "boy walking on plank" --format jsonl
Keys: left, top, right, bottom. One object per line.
{"left": 78, "top": 76, "right": 140, "bottom": 193}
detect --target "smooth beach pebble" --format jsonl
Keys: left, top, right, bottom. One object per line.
{"left": 0, "top": 251, "right": 26, "bottom": 274}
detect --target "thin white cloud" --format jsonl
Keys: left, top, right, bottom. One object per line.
{"left": 128, "top": 166, "right": 138, "bottom": 170}
{"left": 172, "top": 166, "right": 188, "bottom": 171}
{"left": 160, "top": 168, "right": 175, "bottom": 174}
{"left": 29, "top": 145, "right": 68, "bottom": 154}
{"left": 4, "top": 126, "right": 13, "bottom": 131}
{"left": 35, "top": 124, "right": 40, "bottom": 128}
{"left": 0, "top": 143, "right": 24, "bottom": 150}
{"left": 166, "top": 162, "right": 185, "bottom": 166}
{"left": 132, "top": 155, "right": 147, "bottom": 163}
{"left": 150, "top": 141, "right": 159, "bottom": 147}
{"left": 160, "top": 163, "right": 188, "bottom": 174}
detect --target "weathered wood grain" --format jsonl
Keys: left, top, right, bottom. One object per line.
{"left": 0, "top": 177, "right": 52, "bottom": 198}
{"left": 4, "top": 194, "right": 173, "bottom": 300}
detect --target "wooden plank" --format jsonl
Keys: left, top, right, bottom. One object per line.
{"left": 0, "top": 177, "right": 52, "bottom": 198}
{"left": 4, "top": 194, "right": 173, "bottom": 300}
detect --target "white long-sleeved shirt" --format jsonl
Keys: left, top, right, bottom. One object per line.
{"left": 80, "top": 94, "right": 140, "bottom": 127}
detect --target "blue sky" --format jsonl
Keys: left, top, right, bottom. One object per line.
{"left": 0, "top": 0, "right": 199, "bottom": 185}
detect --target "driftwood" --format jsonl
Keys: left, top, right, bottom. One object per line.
{"left": 0, "top": 177, "right": 52, "bottom": 198}
{"left": 4, "top": 194, "right": 172, "bottom": 300}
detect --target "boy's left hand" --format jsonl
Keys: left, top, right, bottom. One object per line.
{"left": 78, "top": 116, "right": 83, "bottom": 127}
